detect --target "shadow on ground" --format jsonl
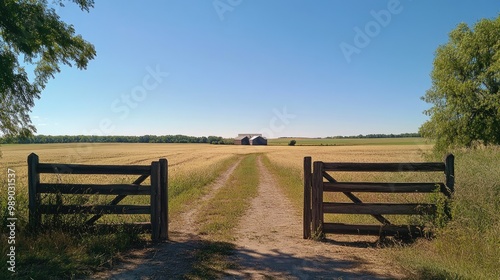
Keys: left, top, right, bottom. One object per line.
{"left": 323, "top": 235, "right": 417, "bottom": 249}
{"left": 94, "top": 235, "right": 400, "bottom": 280}
{"left": 225, "top": 246, "right": 394, "bottom": 280}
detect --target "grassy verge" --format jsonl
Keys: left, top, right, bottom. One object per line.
{"left": 390, "top": 147, "right": 500, "bottom": 279}
{"left": 186, "top": 154, "right": 260, "bottom": 279}
{"left": 261, "top": 155, "right": 303, "bottom": 211}
{"left": 0, "top": 155, "right": 240, "bottom": 279}
{"left": 167, "top": 155, "right": 241, "bottom": 221}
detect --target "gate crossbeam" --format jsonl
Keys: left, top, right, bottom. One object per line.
{"left": 322, "top": 171, "right": 392, "bottom": 226}
{"left": 303, "top": 155, "right": 454, "bottom": 239}
{"left": 86, "top": 174, "right": 150, "bottom": 225}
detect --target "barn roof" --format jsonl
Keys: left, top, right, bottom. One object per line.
{"left": 235, "top": 135, "right": 249, "bottom": 140}
{"left": 250, "top": 135, "right": 266, "bottom": 140}
{"left": 238, "top": 133, "right": 262, "bottom": 137}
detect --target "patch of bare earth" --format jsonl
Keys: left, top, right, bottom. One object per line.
{"left": 89, "top": 159, "right": 242, "bottom": 280}
{"left": 224, "top": 157, "right": 407, "bottom": 279}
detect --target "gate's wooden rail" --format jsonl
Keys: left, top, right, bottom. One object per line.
{"left": 28, "top": 153, "right": 168, "bottom": 242}
{"left": 303, "top": 154, "right": 454, "bottom": 239}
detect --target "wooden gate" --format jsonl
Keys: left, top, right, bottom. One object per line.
{"left": 303, "top": 154, "right": 454, "bottom": 239}
{"left": 28, "top": 153, "right": 168, "bottom": 242}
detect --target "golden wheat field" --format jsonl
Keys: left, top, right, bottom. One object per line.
{"left": 1, "top": 142, "right": 434, "bottom": 187}
{"left": 0, "top": 142, "right": 436, "bottom": 224}
{"left": 2, "top": 143, "right": 499, "bottom": 279}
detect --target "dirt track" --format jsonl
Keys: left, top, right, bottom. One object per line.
{"left": 91, "top": 156, "right": 406, "bottom": 279}
{"left": 90, "top": 160, "right": 241, "bottom": 279}
{"left": 224, "top": 157, "right": 405, "bottom": 279}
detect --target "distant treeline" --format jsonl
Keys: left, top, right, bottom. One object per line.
{"left": 326, "top": 133, "right": 420, "bottom": 139}
{"left": 1, "top": 135, "right": 234, "bottom": 145}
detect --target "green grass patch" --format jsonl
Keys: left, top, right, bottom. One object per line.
{"left": 0, "top": 228, "right": 142, "bottom": 279}
{"left": 261, "top": 154, "right": 303, "bottom": 211}
{"left": 197, "top": 154, "right": 259, "bottom": 240}
{"left": 391, "top": 146, "right": 500, "bottom": 279}
{"left": 167, "top": 155, "right": 241, "bottom": 221}
{"left": 187, "top": 154, "right": 260, "bottom": 279}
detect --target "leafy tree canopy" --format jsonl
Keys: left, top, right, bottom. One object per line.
{"left": 0, "top": 0, "right": 95, "bottom": 138}
{"left": 420, "top": 15, "right": 500, "bottom": 152}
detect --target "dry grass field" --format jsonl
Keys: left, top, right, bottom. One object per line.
{"left": 0, "top": 142, "right": 432, "bottom": 178}
{"left": 0, "top": 142, "right": 498, "bottom": 279}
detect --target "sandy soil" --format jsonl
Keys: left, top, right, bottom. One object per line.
{"left": 90, "top": 156, "right": 407, "bottom": 279}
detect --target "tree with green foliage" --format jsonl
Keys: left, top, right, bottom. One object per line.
{"left": 288, "top": 139, "right": 296, "bottom": 146}
{"left": 420, "top": 15, "right": 500, "bottom": 152}
{"left": 0, "top": 0, "right": 95, "bottom": 138}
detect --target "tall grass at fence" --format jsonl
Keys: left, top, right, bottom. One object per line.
{"left": 263, "top": 154, "right": 446, "bottom": 228}
{"left": 391, "top": 147, "right": 500, "bottom": 279}
{"left": 265, "top": 148, "right": 499, "bottom": 278}
{"left": 0, "top": 154, "right": 240, "bottom": 279}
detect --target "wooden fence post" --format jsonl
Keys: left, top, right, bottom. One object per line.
{"left": 28, "top": 153, "right": 41, "bottom": 230}
{"left": 444, "top": 154, "right": 455, "bottom": 220}
{"left": 159, "top": 158, "right": 168, "bottom": 241}
{"left": 445, "top": 154, "right": 455, "bottom": 194}
{"left": 150, "top": 161, "right": 161, "bottom": 242}
{"left": 312, "top": 161, "right": 324, "bottom": 238}
{"left": 303, "top": 157, "right": 312, "bottom": 239}
{"left": 319, "top": 163, "right": 324, "bottom": 231}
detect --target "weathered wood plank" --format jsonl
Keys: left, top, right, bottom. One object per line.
{"left": 28, "top": 153, "right": 41, "bottom": 230}
{"left": 323, "top": 203, "right": 436, "bottom": 215}
{"left": 303, "top": 157, "right": 312, "bottom": 239}
{"left": 89, "top": 222, "right": 152, "bottom": 234}
{"left": 323, "top": 223, "right": 424, "bottom": 236}
{"left": 323, "top": 162, "right": 445, "bottom": 172}
{"left": 62, "top": 222, "right": 152, "bottom": 234}
{"left": 150, "top": 161, "right": 160, "bottom": 242}
{"left": 159, "top": 158, "right": 168, "bottom": 241}
{"left": 323, "top": 182, "right": 443, "bottom": 193}
{"left": 37, "top": 163, "right": 151, "bottom": 175}
{"left": 445, "top": 154, "right": 455, "bottom": 194}
{"left": 322, "top": 171, "right": 392, "bottom": 225}
{"left": 39, "top": 205, "right": 151, "bottom": 214}
{"left": 86, "top": 174, "right": 150, "bottom": 225}
{"left": 312, "top": 161, "right": 323, "bottom": 235}
{"left": 444, "top": 154, "right": 455, "bottom": 219}
{"left": 38, "top": 183, "right": 151, "bottom": 195}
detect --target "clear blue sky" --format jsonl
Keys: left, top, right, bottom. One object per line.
{"left": 31, "top": 0, "right": 500, "bottom": 138}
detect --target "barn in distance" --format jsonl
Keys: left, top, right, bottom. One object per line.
{"left": 234, "top": 134, "right": 267, "bottom": 145}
